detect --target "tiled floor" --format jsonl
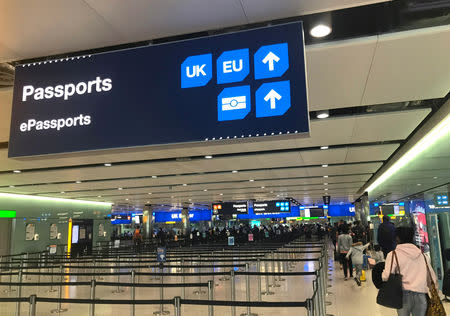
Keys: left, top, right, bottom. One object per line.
{"left": 0, "top": 248, "right": 449, "bottom": 315}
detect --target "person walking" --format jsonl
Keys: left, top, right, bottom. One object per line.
{"left": 378, "top": 216, "right": 397, "bottom": 257}
{"left": 337, "top": 226, "right": 353, "bottom": 280}
{"left": 346, "top": 240, "right": 370, "bottom": 286}
{"left": 382, "top": 227, "right": 438, "bottom": 316}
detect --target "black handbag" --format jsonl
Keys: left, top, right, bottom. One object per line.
{"left": 376, "top": 251, "right": 403, "bottom": 309}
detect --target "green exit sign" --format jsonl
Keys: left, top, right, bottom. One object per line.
{"left": 0, "top": 210, "right": 16, "bottom": 218}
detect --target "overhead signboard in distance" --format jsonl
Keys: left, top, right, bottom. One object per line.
{"left": 253, "top": 200, "right": 291, "bottom": 213}
{"left": 212, "top": 202, "right": 248, "bottom": 215}
{"left": 9, "top": 22, "right": 309, "bottom": 157}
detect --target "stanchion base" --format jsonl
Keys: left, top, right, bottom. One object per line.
{"left": 51, "top": 308, "right": 68, "bottom": 313}
{"left": 46, "top": 289, "right": 58, "bottom": 293}
{"left": 193, "top": 290, "right": 207, "bottom": 295}
{"left": 261, "top": 291, "right": 275, "bottom": 295}
{"left": 153, "top": 310, "right": 170, "bottom": 315}
{"left": 112, "top": 289, "right": 125, "bottom": 294}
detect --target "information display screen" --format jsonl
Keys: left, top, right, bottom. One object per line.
{"left": 9, "top": 22, "right": 309, "bottom": 157}
{"left": 434, "top": 193, "right": 449, "bottom": 206}
{"left": 380, "top": 204, "right": 405, "bottom": 216}
{"left": 212, "top": 202, "right": 248, "bottom": 216}
{"left": 301, "top": 206, "right": 325, "bottom": 218}
{"left": 253, "top": 200, "right": 290, "bottom": 213}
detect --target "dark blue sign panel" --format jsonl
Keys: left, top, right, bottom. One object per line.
{"left": 154, "top": 210, "right": 211, "bottom": 223}
{"left": 253, "top": 200, "right": 291, "bottom": 213}
{"left": 9, "top": 22, "right": 308, "bottom": 157}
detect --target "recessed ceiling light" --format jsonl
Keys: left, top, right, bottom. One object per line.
{"left": 118, "top": 188, "right": 123, "bottom": 190}
{"left": 323, "top": 175, "right": 329, "bottom": 178}
{"left": 270, "top": 191, "right": 274, "bottom": 193}
{"left": 320, "top": 146, "right": 329, "bottom": 150}
{"left": 324, "top": 188, "right": 328, "bottom": 191}
{"left": 249, "top": 179, "right": 254, "bottom": 182}
{"left": 310, "top": 24, "right": 332, "bottom": 38}
{"left": 148, "top": 192, "right": 152, "bottom": 195}
{"left": 104, "top": 163, "right": 112, "bottom": 167}
{"left": 146, "top": 201, "right": 150, "bottom": 203}
{"left": 182, "top": 184, "right": 187, "bottom": 186}
{"left": 417, "top": 183, "right": 422, "bottom": 186}
{"left": 324, "top": 183, "right": 328, "bottom": 185}
{"left": 433, "top": 176, "right": 438, "bottom": 179}
{"left": 13, "top": 170, "right": 21, "bottom": 173}
{"left": 9, "top": 185, "right": 15, "bottom": 188}
{"left": 316, "top": 110, "right": 329, "bottom": 119}
{"left": 261, "top": 186, "right": 265, "bottom": 189}
{"left": 322, "top": 164, "right": 328, "bottom": 168}
{"left": 203, "top": 189, "right": 208, "bottom": 192}
{"left": 232, "top": 170, "right": 238, "bottom": 173}
{"left": 152, "top": 175, "right": 157, "bottom": 179}
{"left": 75, "top": 181, "right": 82, "bottom": 184}
{"left": 60, "top": 191, "right": 65, "bottom": 194}
{"left": 97, "top": 195, "right": 102, "bottom": 198}
{"left": 171, "top": 196, "right": 174, "bottom": 198}
{"left": 125, "top": 198, "right": 129, "bottom": 201}
{"left": 204, "top": 155, "right": 213, "bottom": 159}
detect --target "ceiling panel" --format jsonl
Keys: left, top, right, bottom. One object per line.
{"left": 241, "top": 0, "right": 389, "bottom": 23}
{"left": 85, "top": 0, "right": 247, "bottom": 43}
{"left": 345, "top": 144, "right": 399, "bottom": 163}
{"left": 306, "top": 36, "right": 377, "bottom": 110}
{"left": 350, "top": 108, "right": 431, "bottom": 143}
{"left": 0, "top": 89, "right": 12, "bottom": 142}
{"left": 0, "top": 0, "right": 121, "bottom": 59}
{"left": 0, "top": 43, "right": 21, "bottom": 63}
{"left": 362, "top": 25, "right": 450, "bottom": 105}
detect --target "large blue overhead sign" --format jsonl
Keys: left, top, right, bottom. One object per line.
{"left": 9, "top": 22, "right": 308, "bottom": 157}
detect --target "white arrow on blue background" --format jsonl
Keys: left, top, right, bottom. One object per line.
{"left": 264, "top": 89, "right": 282, "bottom": 109}
{"left": 262, "top": 52, "right": 280, "bottom": 71}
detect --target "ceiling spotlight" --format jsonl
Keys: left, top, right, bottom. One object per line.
{"left": 219, "top": 193, "right": 223, "bottom": 196}
{"left": 97, "top": 195, "right": 102, "bottom": 198}
{"left": 9, "top": 185, "right": 15, "bottom": 188}
{"left": 182, "top": 184, "right": 187, "bottom": 186}
{"left": 320, "top": 146, "right": 329, "bottom": 150}
{"left": 148, "top": 192, "right": 152, "bottom": 195}
{"left": 13, "top": 170, "right": 21, "bottom": 173}
{"left": 203, "top": 189, "right": 208, "bottom": 192}
{"left": 104, "top": 163, "right": 112, "bottom": 167}
{"left": 417, "top": 183, "right": 422, "bottom": 186}
{"left": 433, "top": 176, "right": 438, "bottom": 179}
{"left": 125, "top": 198, "right": 129, "bottom": 201}
{"left": 249, "top": 179, "right": 254, "bottom": 182}
{"left": 232, "top": 170, "right": 238, "bottom": 173}
{"left": 60, "top": 191, "right": 65, "bottom": 194}
{"left": 316, "top": 110, "right": 329, "bottom": 119}
{"left": 324, "top": 188, "right": 328, "bottom": 191}
{"left": 152, "top": 175, "right": 157, "bottom": 179}
{"left": 324, "top": 183, "right": 328, "bottom": 185}
{"left": 118, "top": 187, "right": 123, "bottom": 190}
{"left": 75, "top": 181, "right": 82, "bottom": 184}
{"left": 310, "top": 24, "right": 332, "bottom": 38}
{"left": 323, "top": 175, "right": 329, "bottom": 178}
{"left": 322, "top": 164, "right": 328, "bottom": 168}
{"left": 270, "top": 191, "right": 274, "bottom": 193}
{"left": 146, "top": 201, "right": 150, "bottom": 203}
{"left": 261, "top": 186, "right": 265, "bottom": 189}
{"left": 204, "top": 155, "right": 213, "bottom": 159}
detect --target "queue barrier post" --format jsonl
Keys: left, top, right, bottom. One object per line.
{"left": 277, "top": 252, "right": 285, "bottom": 282}
{"left": 4, "top": 258, "right": 16, "bottom": 293}
{"left": 154, "top": 264, "right": 169, "bottom": 315}
{"left": 181, "top": 264, "right": 186, "bottom": 299}
{"left": 112, "top": 256, "right": 124, "bottom": 294}
{"left": 51, "top": 265, "right": 68, "bottom": 314}
{"left": 89, "top": 279, "right": 96, "bottom": 316}
{"left": 261, "top": 259, "right": 274, "bottom": 296}
{"left": 208, "top": 280, "right": 214, "bottom": 316}
{"left": 174, "top": 296, "right": 181, "bottom": 316}
{"left": 131, "top": 270, "right": 136, "bottom": 316}
{"left": 230, "top": 270, "right": 236, "bottom": 316}
{"left": 15, "top": 270, "right": 22, "bottom": 316}
{"left": 194, "top": 255, "right": 206, "bottom": 295}
{"left": 269, "top": 252, "right": 280, "bottom": 288}
{"left": 29, "top": 294, "right": 37, "bottom": 316}
{"left": 240, "top": 263, "right": 257, "bottom": 316}
{"left": 306, "top": 298, "right": 314, "bottom": 316}
{"left": 256, "top": 259, "right": 262, "bottom": 302}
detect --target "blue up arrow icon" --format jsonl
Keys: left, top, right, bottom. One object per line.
{"left": 256, "top": 80, "right": 291, "bottom": 117}
{"left": 254, "top": 43, "right": 289, "bottom": 80}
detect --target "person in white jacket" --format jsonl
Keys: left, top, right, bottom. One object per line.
{"left": 346, "top": 241, "right": 370, "bottom": 286}
{"left": 382, "top": 226, "right": 438, "bottom": 316}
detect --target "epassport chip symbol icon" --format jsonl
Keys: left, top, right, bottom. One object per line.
{"left": 221, "top": 95, "right": 247, "bottom": 111}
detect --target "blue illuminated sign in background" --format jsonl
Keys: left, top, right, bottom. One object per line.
{"left": 9, "top": 22, "right": 308, "bottom": 157}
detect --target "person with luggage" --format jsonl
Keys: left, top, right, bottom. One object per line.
{"left": 346, "top": 240, "right": 370, "bottom": 286}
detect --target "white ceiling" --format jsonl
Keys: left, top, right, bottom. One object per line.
{"left": 0, "top": 0, "right": 390, "bottom": 62}
{"left": 0, "top": 0, "right": 448, "bottom": 208}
